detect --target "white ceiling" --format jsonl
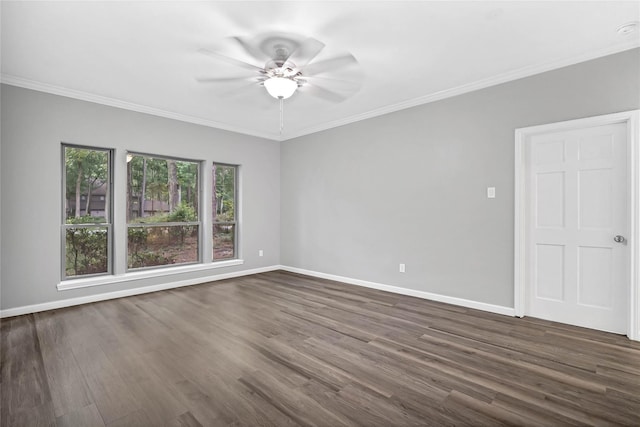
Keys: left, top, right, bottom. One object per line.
{"left": 2, "top": 1, "right": 639, "bottom": 141}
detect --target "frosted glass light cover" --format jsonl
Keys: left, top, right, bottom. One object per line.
{"left": 264, "top": 77, "right": 297, "bottom": 99}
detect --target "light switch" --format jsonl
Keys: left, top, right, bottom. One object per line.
{"left": 487, "top": 187, "right": 496, "bottom": 198}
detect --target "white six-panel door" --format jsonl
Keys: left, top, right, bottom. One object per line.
{"left": 526, "top": 123, "right": 628, "bottom": 334}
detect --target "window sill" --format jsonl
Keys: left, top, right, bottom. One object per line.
{"left": 57, "top": 259, "right": 244, "bottom": 291}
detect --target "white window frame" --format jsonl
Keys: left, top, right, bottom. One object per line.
{"left": 61, "top": 143, "right": 114, "bottom": 280}
{"left": 125, "top": 152, "right": 202, "bottom": 272}
{"left": 213, "top": 163, "right": 239, "bottom": 261}
{"left": 58, "top": 150, "right": 244, "bottom": 291}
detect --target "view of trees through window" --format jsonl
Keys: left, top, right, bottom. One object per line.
{"left": 63, "top": 146, "right": 237, "bottom": 280}
{"left": 127, "top": 154, "right": 200, "bottom": 269}
{"left": 63, "top": 145, "right": 111, "bottom": 278}
{"left": 213, "top": 164, "right": 237, "bottom": 260}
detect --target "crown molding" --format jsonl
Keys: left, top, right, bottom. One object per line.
{"left": 281, "top": 42, "right": 640, "bottom": 141}
{"left": 0, "top": 74, "right": 282, "bottom": 141}
{"left": 2, "top": 41, "right": 638, "bottom": 143}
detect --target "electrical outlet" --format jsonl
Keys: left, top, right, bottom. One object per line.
{"left": 259, "top": 250, "right": 264, "bottom": 257}
{"left": 399, "top": 263, "right": 406, "bottom": 273}
{"left": 487, "top": 187, "right": 496, "bottom": 198}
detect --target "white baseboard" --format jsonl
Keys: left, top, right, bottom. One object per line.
{"left": 1, "top": 264, "right": 516, "bottom": 319}
{"left": 279, "top": 265, "right": 516, "bottom": 317}
{"left": 0, "top": 265, "right": 280, "bottom": 318}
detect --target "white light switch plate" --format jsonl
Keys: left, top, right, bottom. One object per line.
{"left": 487, "top": 187, "right": 496, "bottom": 198}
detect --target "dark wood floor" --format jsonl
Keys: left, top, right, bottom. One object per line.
{"left": 2, "top": 271, "right": 640, "bottom": 426}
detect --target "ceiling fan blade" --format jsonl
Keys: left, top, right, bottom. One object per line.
{"left": 287, "top": 37, "right": 325, "bottom": 68}
{"left": 198, "top": 48, "right": 263, "bottom": 72}
{"left": 231, "top": 36, "right": 269, "bottom": 63}
{"left": 303, "top": 53, "right": 358, "bottom": 76}
{"left": 303, "top": 75, "right": 361, "bottom": 90}
{"left": 196, "top": 76, "right": 263, "bottom": 84}
{"left": 221, "top": 81, "right": 264, "bottom": 99}
{"left": 299, "top": 83, "right": 347, "bottom": 103}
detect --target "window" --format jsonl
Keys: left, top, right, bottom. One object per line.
{"left": 61, "top": 148, "right": 240, "bottom": 285}
{"left": 63, "top": 145, "right": 112, "bottom": 279}
{"left": 127, "top": 154, "right": 200, "bottom": 270}
{"left": 213, "top": 164, "right": 237, "bottom": 260}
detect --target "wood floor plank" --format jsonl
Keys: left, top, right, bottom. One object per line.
{"left": 70, "top": 337, "right": 140, "bottom": 423}
{"left": 55, "top": 403, "right": 105, "bottom": 427}
{"left": 167, "top": 411, "right": 204, "bottom": 427}
{"left": 34, "top": 311, "right": 94, "bottom": 418}
{"left": 1, "top": 401, "right": 56, "bottom": 427}
{"left": 1, "top": 315, "right": 54, "bottom": 426}
{"left": 237, "top": 369, "right": 353, "bottom": 427}
{"left": 171, "top": 379, "right": 233, "bottom": 426}
{"left": 2, "top": 270, "right": 640, "bottom": 426}
{"left": 105, "top": 408, "right": 155, "bottom": 427}
{"left": 443, "top": 390, "right": 539, "bottom": 426}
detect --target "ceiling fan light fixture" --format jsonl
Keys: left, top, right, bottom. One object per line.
{"left": 264, "top": 76, "right": 297, "bottom": 99}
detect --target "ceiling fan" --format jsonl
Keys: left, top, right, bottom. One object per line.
{"left": 197, "top": 32, "right": 362, "bottom": 133}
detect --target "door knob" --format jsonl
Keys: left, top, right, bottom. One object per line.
{"left": 614, "top": 235, "right": 625, "bottom": 243}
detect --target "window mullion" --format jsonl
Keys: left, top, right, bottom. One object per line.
{"left": 202, "top": 160, "right": 213, "bottom": 264}
{"left": 113, "top": 149, "right": 128, "bottom": 275}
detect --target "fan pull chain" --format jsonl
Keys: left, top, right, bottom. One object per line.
{"left": 279, "top": 97, "right": 284, "bottom": 135}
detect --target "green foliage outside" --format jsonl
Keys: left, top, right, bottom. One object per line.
{"left": 128, "top": 203, "right": 198, "bottom": 269}
{"left": 66, "top": 215, "right": 106, "bottom": 225}
{"left": 65, "top": 147, "right": 108, "bottom": 220}
{"left": 129, "top": 202, "right": 198, "bottom": 224}
{"left": 64, "top": 148, "right": 238, "bottom": 275}
{"left": 214, "top": 165, "right": 236, "bottom": 222}
{"left": 127, "top": 155, "right": 199, "bottom": 221}
{"left": 213, "top": 224, "right": 235, "bottom": 260}
{"left": 168, "top": 203, "right": 198, "bottom": 222}
{"left": 65, "top": 146, "right": 110, "bottom": 277}
{"left": 127, "top": 224, "right": 198, "bottom": 269}
{"left": 213, "top": 165, "right": 237, "bottom": 260}
{"left": 127, "top": 227, "right": 173, "bottom": 268}
{"left": 65, "top": 221, "right": 108, "bottom": 277}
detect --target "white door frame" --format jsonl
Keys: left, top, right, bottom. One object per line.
{"left": 514, "top": 110, "right": 640, "bottom": 341}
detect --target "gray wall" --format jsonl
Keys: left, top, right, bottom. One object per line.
{"left": 1, "top": 85, "right": 280, "bottom": 310}
{"left": 2, "top": 49, "right": 638, "bottom": 312}
{"left": 281, "top": 48, "right": 640, "bottom": 308}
